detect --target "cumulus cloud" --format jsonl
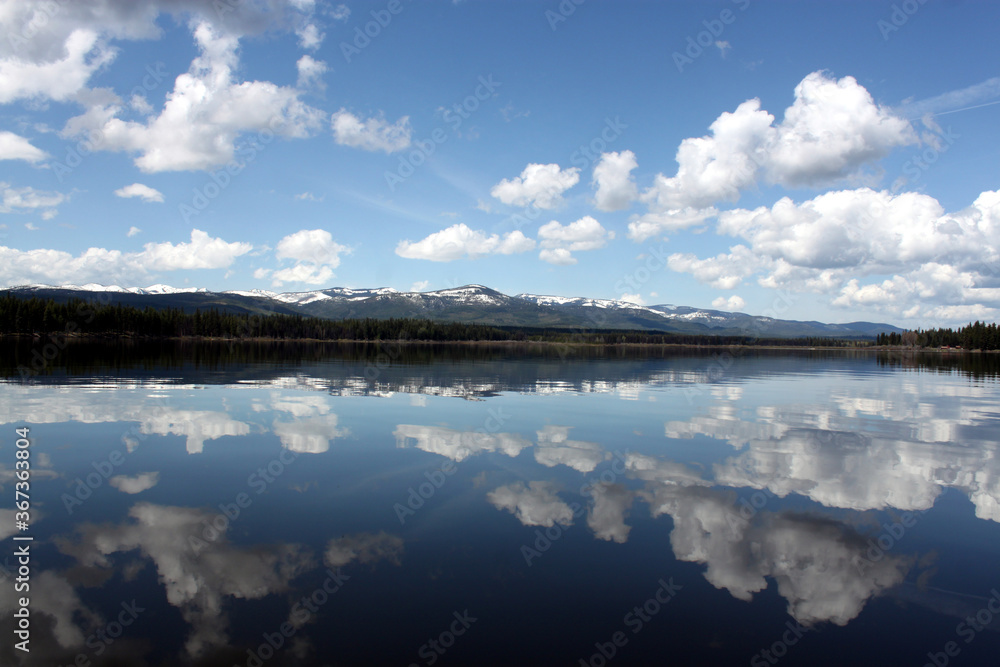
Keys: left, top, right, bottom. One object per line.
{"left": 0, "top": 1, "right": 324, "bottom": 103}
{"left": 667, "top": 245, "right": 761, "bottom": 290}
{"left": 0, "top": 29, "right": 117, "bottom": 104}
{"left": 537, "top": 216, "right": 614, "bottom": 265}
{"left": 114, "top": 183, "right": 164, "bottom": 203}
{"left": 534, "top": 425, "right": 608, "bottom": 473}
{"left": 0, "top": 131, "right": 49, "bottom": 162}
{"left": 109, "top": 472, "right": 160, "bottom": 494}
{"left": 490, "top": 163, "right": 581, "bottom": 209}
{"left": 56, "top": 502, "right": 312, "bottom": 657}
{"left": 127, "top": 225, "right": 141, "bottom": 237}
{"left": 296, "top": 22, "right": 325, "bottom": 50}
{"left": 394, "top": 424, "right": 531, "bottom": 461}
{"left": 276, "top": 229, "right": 347, "bottom": 266}
{"left": 0, "top": 228, "right": 251, "bottom": 288}
{"left": 331, "top": 109, "right": 412, "bottom": 153}
{"left": 633, "top": 72, "right": 916, "bottom": 241}
{"left": 587, "top": 483, "right": 634, "bottom": 543}
{"left": 712, "top": 295, "right": 746, "bottom": 311}
{"left": 663, "top": 187, "right": 1000, "bottom": 323}
{"left": 396, "top": 223, "right": 535, "bottom": 262}
{"left": 592, "top": 150, "right": 639, "bottom": 211}
{"left": 271, "top": 228, "right": 348, "bottom": 287}
{"left": 296, "top": 54, "right": 327, "bottom": 88}
{"left": 487, "top": 481, "right": 575, "bottom": 527}
{"left": 63, "top": 22, "right": 325, "bottom": 173}
{"left": 272, "top": 413, "right": 347, "bottom": 453}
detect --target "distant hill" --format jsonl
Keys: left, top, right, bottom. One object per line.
{"left": 0, "top": 283, "right": 904, "bottom": 339}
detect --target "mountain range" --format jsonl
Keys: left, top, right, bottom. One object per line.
{"left": 1, "top": 283, "right": 903, "bottom": 338}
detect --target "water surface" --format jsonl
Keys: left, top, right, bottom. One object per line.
{"left": 2, "top": 343, "right": 999, "bottom": 666}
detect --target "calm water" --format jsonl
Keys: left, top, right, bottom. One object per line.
{"left": 2, "top": 343, "right": 1000, "bottom": 666}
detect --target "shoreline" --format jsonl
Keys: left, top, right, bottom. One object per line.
{"left": 0, "top": 332, "right": 992, "bottom": 353}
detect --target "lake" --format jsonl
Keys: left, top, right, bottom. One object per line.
{"left": 2, "top": 342, "right": 999, "bottom": 666}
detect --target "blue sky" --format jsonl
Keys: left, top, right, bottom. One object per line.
{"left": 1, "top": 0, "right": 998, "bottom": 327}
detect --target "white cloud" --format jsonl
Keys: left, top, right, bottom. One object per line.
{"left": 765, "top": 72, "right": 916, "bottom": 187}
{"left": 592, "top": 150, "right": 638, "bottom": 211}
{"left": 324, "top": 532, "right": 404, "bottom": 568}
{"left": 534, "top": 425, "right": 607, "bottom": 473}
{"left": 620, "top": 293, "right": 645, "bottom": 305}
{"left": 296, "top": 22, "right": 325, "bottom": 50}
{"left": 587, "top": 483, "right": 634, "bottom": 543}
{"left": 0, "top": 182, "right": 66, "bottom": 217}
{"left": 410, "top": 280, "right": 430, "bottom": 292}
{"left": 538, "top": 216, "right": 614, "bottom": 251}
{"left": 667, "top": 246, "right": 761, "bottom": 290}
{"left": 712, "top": 295, "right": 746, "bottom": 311}
{"left": 276, "top": 229, "right": 347, "bottom": 266}
{"left": 296, "top": 54, "right": 327, "bottom": 89}
{"left": 487, "top": 481, "right": 575, "bottom": 527}
{"left": 396, "top": 223, "right": 535, "bottom": 262}
{"left": 537, "top": 216, "right": 614, "bottom": 265}
{"left": 669, "top": 188, "right": 1000, "bottom": 324}
{"left": 627, "top": 207, "right": 718, "bottom": 242}
{"left": 331, "top": 109, "right": 412, "bottom": 153}
{"left": 538, "top": 248, "right": 575, "bottom": 266}
{"left": 114, "top": 182, "right": 164, "bottom": 203}
{"left": 144, "top": 229, "right": 252, "bottom": 271}
{"left": 109, "top": 472, "right": 160, "bottom": 494}
{"left": 127, "top": 226, "right": 141, "bottom": 237}
{"left": 394, "top": 424, "right": 531, "bottom": 461}
{"left": 638, "top": 72, "right": 916, "bottom": 220}
{"left": 0, "top": 29, "right": 117, "bottom": 104}
{"left": 273, "top": 413, "right": 347, "bottom": 453}
{"left": 0, "top": 228, "right": 251, "bottom": 287}
{"left": 271, "top": 229, "right": 348, "bottom": 287}
{"left": 490, "top": 163, "right": 580, "bottom": 209}
{"left": 328, "top": 4, "right": 351, "bottom": 21}
{"left": 715, "top": 40, "right": 731, "bottom": 57}
{"left": 65, "top": 22, "right": 325, "bottom": 173}
{"left": 0, "top": 131, "right": 49, "bottom": 162}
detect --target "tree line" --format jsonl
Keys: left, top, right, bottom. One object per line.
{"left": 0, "top": 293, "right": 946, "bottom": 347}
{"left": 876, "top": 321, "right": 1000, "bottom": 350}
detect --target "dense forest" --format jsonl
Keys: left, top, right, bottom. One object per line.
{"left": 1, "top": 293, "right": 995, "bottom": 349}
{"left": 876, "top": 321, "right": 1000, "bottom": 350}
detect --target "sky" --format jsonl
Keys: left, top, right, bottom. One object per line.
{"left": 0, "top": 0, "right": 998, "bottom": 327}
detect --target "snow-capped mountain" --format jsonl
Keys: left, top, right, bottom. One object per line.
{"left": 1, "top": 283, "right": 902, "bottom": 338}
